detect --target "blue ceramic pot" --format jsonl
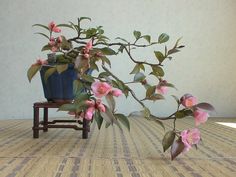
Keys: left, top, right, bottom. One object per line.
{"left": 40, "top": 64, "right": 77, "bottom": 102}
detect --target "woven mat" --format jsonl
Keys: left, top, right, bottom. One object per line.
{"left": 0, "top": 117, "right": 235, "bottom": 177}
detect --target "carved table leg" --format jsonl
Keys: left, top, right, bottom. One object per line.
{"left": 43, "top": 107, "right": 48, "bottom": 132}
{"left": 82, "top": 119, "right": 89, "bottom": 139}
{"left": 33, "top": 106, "right": 39, "bottom": 138}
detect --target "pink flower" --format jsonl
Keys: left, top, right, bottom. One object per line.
{"left": 57, "top": 36, "right": 63, "bottom": 43}
{"left": 84, "top": 99, "right": 106, "bottom": 120}
{"left": 194, "top": 109, "right": 209, "bottom": 126}
{"left": 33, "top": 59, "right": 48, "bottom": 66}
{"left": 48, "top": 37, "right": 56, "bottom": 46}
{"left": 86, "top": 40, "right": 93, "bottom": 50}
{"left": 51, "top": 46, "right": 58, "bottom": 52}
{"left": 83, "top": 53, "right": 90, "bottom": 59}
{"left": 181, "top": 94, "right": 197, "bottom": 108}
{"left": 48, "top": 21, "right": 61, "bottom": 33}
{"left": 91, "top": 81, "right": 112, "bottom": 98}
{"left": 85, "top": 107, "right": 95, "bottom": 120}
{"left": 156, "top": 85, "right": 168, "bottom": 94}
{"left": 181, "top": 128, "right": 201, "bottom": 152}
{"left": 111, "top": 89, "right": 122, "bottom": 97}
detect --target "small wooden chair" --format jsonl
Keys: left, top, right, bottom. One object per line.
{"left": 32, "top": 102, "right": 90, "bottom": 139}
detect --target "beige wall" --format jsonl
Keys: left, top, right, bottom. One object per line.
{"left": 0, "top": 0, "right": 235, "bottom": 119}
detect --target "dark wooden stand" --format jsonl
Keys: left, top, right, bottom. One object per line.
{"left": 32, "top": 102, "right": 90, "bottom": 139}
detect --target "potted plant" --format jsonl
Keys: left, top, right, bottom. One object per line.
{"left": 27, "top": 17, "right": 214, "bottom": 160}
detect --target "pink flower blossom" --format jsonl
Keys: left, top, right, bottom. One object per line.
{"left": 57, "top": 36, "right": 63, "bottom": 43}
{"left": 181, "top": 128, "right": 201, "bottom": 152}
{"left": 86, "top": 40, "right": 93, "bottom": 50}
{"left": 83, "top": 53, "right": 90, "bottom": 59}
{"left": 84, "top": 99, "right": 106, "bottom": 120}
{"left": 51, "top": 46, "right": 58, "bottom": 52}
{"left": 48, "top": 21, "right": 61, "bottom": 33}
{"left": 48, "top": 37, "right": 56, "bottom": 46}
{"left": 156, "top": 85, "right": 168, "bottom": 94}
{"left": 194, "top": 109, "right": 209, "bottom": 126}
{"left": 85, "top": 107, "right": 95, "bottom": 120}
{"left": 91, "top": 81, "right": 112, "bottom": 98}
{"left": 111, "top": 89, "right": 122, "bottom": 97}
{"left": 181, "top": 94, "right": 197, "bottom": 108}
{"left": 33, "top": 59, "right": 48, "bottom": 66}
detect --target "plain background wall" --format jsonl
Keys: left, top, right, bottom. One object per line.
{"left": 0, "top": 0, "right": 236, "bottom": 119}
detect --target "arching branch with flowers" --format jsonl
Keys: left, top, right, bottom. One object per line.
{"left": 27, "top": 17, "right": 214, "bottom": 160}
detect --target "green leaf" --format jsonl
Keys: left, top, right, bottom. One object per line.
{"left": 154, "top": 51, "right": 165, "bottom": 63}
{"left": 130, "top": 64, "right": 140, "bottom": 74}
{"left": 195, "top": 103, "right": 215, "bottom": 112}
{"left": 149, "top": 114, "right": 165, "bottom": 130}
{"left": 171, "top": 95, "right": 180, "bottom": 104}
{"left": 168, "top": 48, "right": 180, "bottom": 55}
{"left": 41, "top": 44, "right": 51, "bottom": 51}
{"left": 134, "top": 72, "right": 146, "bottom": 82}
{"left": 105, "top": 94, "right": 116, "bottom": 112}
{"left": 94, "top": 111, "right": 103, "bottom": 129}
{"left": 100, "top": 106, "right": 121, "bottom": 129}
{"left": 171, "top": 138, "right": 185, "bottom": 160}
{"left": 57, "top": 24, "right": 74, "bottom": 30}
{"left": 61, "top": 36, "right": 72, "bottom": 50}
{"left": 74, "top": 93, "right": 89, "bottom": 101}
{"left": 146, "top": 86, "right": 156, "bottom": 98}
{"left": 100, "top": 56, "right": 111, "bottom": 67}
{"left": 73, "top": 80, "right": 83, "bottom": 95}
{"left": 115, "top": 37, "right": 128, "bottom": 43}
{"left": 56, "top": 64, "right": 68, "bottom": 74}
{"left": 158, "top": 33, "right": 169, "bottom": 44}
{"left": 79, "top": 17, "right": 92, "bottom": 22}
{"left": 34, "top": 32, "right": 49, "bottom": 40}
{"left": 162, "top": 131, "right": 176, "bottom": 152}
{"left": 100, "top": 47, "right": 116, "bottom": 55}
{"left": 139, "top": 64, "right": 145, "bottom": 71}
{"left": 143, "top": 107, "right": 151, "bottom": 119}
{"left": 27, "top": 65, "right": 41, "bottom": 82}
{"left": 32, "top": 24, "right": 49, "bottom": 31}
{"left": 174, "top": 37, "right": 182, "bottom": 48}
{"left": 44, "top": 67, "right": 57, "bottom": 82}
{"left": 81, "top": 74, "right": 94, "bottom": 83}
{"left": 115, "top": 113, "right": 130, "bottom": 131}
{"left": 133, "top": 30, "right": 141, "bottom": 40}
{"left": 175, "top": 109, "right": 193, "bottom": 118}
{"left": 58, "top": 103, "right": 76, "bottom": 111}
{"left": 146, "top": 93, "right": 164, "bottom": 101}
{"left": 151, "top": 65, "right": 164, "bottom": 77}
{"left": 142, "top": 35, "right": 151, "bottom": 43}
{"left": 98, "top": 72, "right": 110, "bottom": 78}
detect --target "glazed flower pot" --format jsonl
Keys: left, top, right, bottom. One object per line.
{"left": 40, "top": 64, "right": 77, "bottom": 103}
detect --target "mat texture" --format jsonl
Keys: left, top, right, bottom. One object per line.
{"left": 0, "top": 117, "right": 235, "bottom": 177}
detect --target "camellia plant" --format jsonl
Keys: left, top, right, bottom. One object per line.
{"left": 27, "top": 17, "right": 214, "bottom": 160}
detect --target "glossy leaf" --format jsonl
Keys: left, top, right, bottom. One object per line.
{"left": 56, "top": 64, "right": 68, "bottom": 74}
{"left": 195, "top": 103, "right": 215, "bottom": 112}
{"left": 94, "top": 111, "right": 103, "bottom": 129}
{"left": 44, "top": 67, "right": 57, "bottom": 82}
{"left": 150, "top": 114, "right": 165, "bottom": 130}
{"left": 130, "top": 64, "right": 140, "bottom": 74}
{"left": 158, "top": 33, "right": 169, "bottom": 43}
{"left": 150, "top": 65, "right": 164, "bottom": 77}
{"left": 57, "top": 24, "right": 74, "bottom": 30}
{"left": 146, "top": 86, "right": 156, "bottom": 98}
{"left": 154, "top": 51, "right": 165, "bottom": 63}
{"left": 105, "top": 94, "right": 116, "bottom": 112}
{"left": 100, "top": 47, "right": 116, "bottom": 55}
{"left": 79, "top": 17, "right": 91, "bottom": 22}
{"left": 73, "top": 80, "right": 83, "bottom": 95}
{"left": 58, "top": 103, "right": 76, "bottom": 112}
{"left": 32, "top": 24, "right": 49, "bottom": 31}
{"left": 34, "top": 32, "right": 49, "bottom": 40}
{"left": 41, "top": 44, "right": 51, "bottom": 51}
{"left": 98, "top": 72, "right": 110, "bottom": 78}
{"left": 171, "top": 138, "right": 185, "bottom": 160}
{"left": 146, "top": 93, "right": 165, "bottom": 101}
{"left": 100, "top": 56, "right": 111, "bottom": 67}
{"left": 143, "top": 35, "right": 151, "bottom": 43}
{"left": 162, "top": 131, "right": 175, "bottom": 152}
{"left": 133, "top": 30, "right": 141, "bottom": 40}
{"left": 168, "top": 48, "right": 180, "bottom": 55}
{"left": 27, "top": 65, "right": 41, "bottom": 82}
{"left": 81, "top": 74, "right": 95, "bottom": 83}
{"left": 115, "top": 113, "right": 130, "bottom": 131}
{"left": 115, "top": 37, "right": 128, "bottom": 43}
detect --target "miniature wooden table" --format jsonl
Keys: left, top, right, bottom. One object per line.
{"left": 32, "top": 102, "right": 90, "bottom": 139}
